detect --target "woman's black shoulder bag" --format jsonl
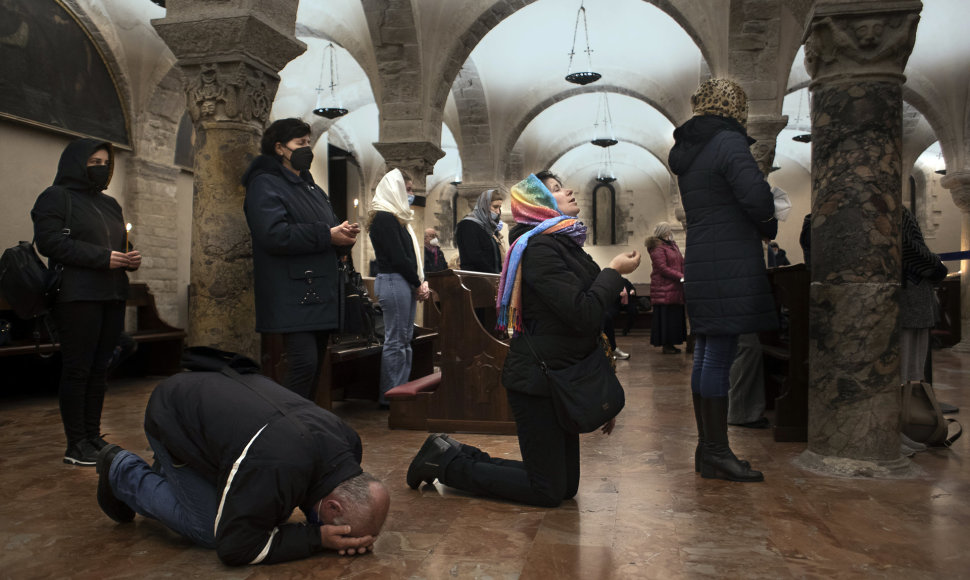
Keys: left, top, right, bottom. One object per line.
{"left": 521, "top": 331, "right": 625, "bottom": 434}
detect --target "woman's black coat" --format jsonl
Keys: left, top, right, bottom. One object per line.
{"left": 455, "top": 219, "right": 501, "bottom": 273}
{"left": 502, "top": 225, "right": 622, "bottom": 397}
{"left": 668, "top": 116, "right": 778, "bottom": 335}
{"left": 31, "top": 138, "right": 129, "bottom": 303}
{"left": 243, "top": 155, "right": 340, "bottom": 333}
{"left": 368, "top": 211, "right": 421, "bottom": 287}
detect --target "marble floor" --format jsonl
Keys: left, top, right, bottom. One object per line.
{"left": 1, "top": 337, "right": 968, "bottom": 579}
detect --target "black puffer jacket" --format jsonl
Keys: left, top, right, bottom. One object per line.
{"left": 455, "top": 219, "right": 502, "bottom": 273}
{"left": 243, "top": 155, "right": 340, "bottom": 333}
{"left": 144, "top": 371, "right": 364, "bottom": 566}
{"left": 668, "top": 116, "right": 778, "bottom": 335}
{"left": 501, "top": 224, "right": 622, "bottom": 397}
{"left": 31, "top": 138, "right": 129, "bottom": 303}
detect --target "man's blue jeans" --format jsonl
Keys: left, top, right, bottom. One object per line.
{"left": 376, "top": 272, "right": 416, "bottom": 403}
{"left": 110, "top": 434, "right": 219, "bottom": 548}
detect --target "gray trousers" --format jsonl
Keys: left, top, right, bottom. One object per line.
{"left": 728, "top": 333, "right": 765, "bottom": 424}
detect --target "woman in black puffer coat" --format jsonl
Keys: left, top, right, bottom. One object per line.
{"left": 668, "top": 79, "right": 777, "bottom": 483}
{"left": 404, "top": 171, "right": 640, "bottom": 507}
{"left": 32, "top": 138, "right": 142, "bottom": 466}
{"left": 243, "top": 118, "right": 360, "bottom": 400}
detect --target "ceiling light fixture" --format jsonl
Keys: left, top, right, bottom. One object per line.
{"left": 792, "top": 134, "right": 811, "bottom": 143}
{"left": 565, "top": 1, "right": 600, "bottom": 85}
{"left": 591, "top": 92, "right": 617, "bottom": 148}
{"left": 312, "top": 43, "right": 349, "bottom": 119}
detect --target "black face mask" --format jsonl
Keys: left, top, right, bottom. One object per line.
{"left": 87, "top": 165, "right": 111, "bottom": 190}
{"left": 288, "top": 146, "right": 314, "bottom": 172}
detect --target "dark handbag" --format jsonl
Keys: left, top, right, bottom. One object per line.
{"left": 336, "top": 261, "right": 384, "bottom": 345}
{"left": 522, "top": 333, "right": 625, "bottom": 434}
{"left": 900, "top": 381, "right": 962, "bottom": 447}
{"left": 0, "top": 192, "right": 72, "bottom": 320}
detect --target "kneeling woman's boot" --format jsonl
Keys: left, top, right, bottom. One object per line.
{"left": 700, "top": 396, "right": 764, "bottom": 482}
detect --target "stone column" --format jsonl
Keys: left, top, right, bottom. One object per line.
{"left": 940, "top": 172, "right": 970, "bottom": 352}
{"left": 153, "top": 1, "right": 305, "bottom": 358}
{"left": 796, "top": 1, "right": 921, "bottom": 476}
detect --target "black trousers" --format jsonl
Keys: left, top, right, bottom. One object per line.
{"left": 442, "top": 389, "right": 580, "bottom": 507}
{"left": 54, "top": 300, "right": 126, "bottom": 445}
{"left": 282, "top": 330, "right": 331, "bottom": 399}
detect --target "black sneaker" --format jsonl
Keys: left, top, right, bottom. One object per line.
{"left": 89, "top": 435, "right": 110, "bottom": 451}
{"left": 96, "top": 445, "right": 135, "bottom": 523}
{"left": 64, "top": 439, "right": 99, "bottom": 466}
{"left": 406, "top": 434, "right": 454, "bottom": 489}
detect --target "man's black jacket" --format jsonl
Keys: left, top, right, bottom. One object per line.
{"left": 144, "top": 371, "right": 363, "bottom": 566}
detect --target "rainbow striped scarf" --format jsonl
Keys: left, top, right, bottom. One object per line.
{"left": 496, "top": 174, "right": 587, "bottom": 335}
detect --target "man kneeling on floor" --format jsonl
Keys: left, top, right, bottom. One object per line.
{"left": 94, "top": 367, "right": 389, "bottom": 566}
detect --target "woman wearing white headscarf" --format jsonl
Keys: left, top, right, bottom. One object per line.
{"left": 368, "top": 169, "right": 430, "bottom": 406}
{"left": 455, "top": 189, "right": 505, "bottom": 273}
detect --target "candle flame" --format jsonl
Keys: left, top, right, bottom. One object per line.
{"left": 126, "top": 223, "right": 132, "bottom": 232}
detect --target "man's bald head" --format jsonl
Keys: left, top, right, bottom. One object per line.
{"left": 319, "top": 473, "right": 390, "bottom": 538}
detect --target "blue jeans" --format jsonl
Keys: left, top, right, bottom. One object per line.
{"left": 376, "top": 273, "right": 416, "bottom": 403}
{"left": 691, "top": 334, "right": 740, "bottom": 398}
{"left": 110, "top": 433, "right": 219, "bottom": 548}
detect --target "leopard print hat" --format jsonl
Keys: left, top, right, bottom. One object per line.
{"left": 690, "top": 79, "right": 748, "bottom": 128}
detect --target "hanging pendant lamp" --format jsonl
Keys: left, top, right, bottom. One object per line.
{"left": 591, "top": 92, "right": 618, "bottom": 148}
{"left": 565, "top": 1, "right": 600, "bottom": 85}
{"left": 313, "top": 43, "right": 349, "bottom": 119}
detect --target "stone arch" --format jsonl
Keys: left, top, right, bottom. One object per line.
{"left": 429, "top": 0, "right": 718, "bottom": 120}
{"left": 449, "top": 59, "right": 494, "bottom": 184}
{"left": 515, "top": 137, "right": 672, "bottom": 182}
{"left": 499, "top": 84, "right": 680, "bottom": 177}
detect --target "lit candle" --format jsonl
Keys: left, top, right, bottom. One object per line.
{"left": 125, "top": 223, "right": 132, "bottom": 250}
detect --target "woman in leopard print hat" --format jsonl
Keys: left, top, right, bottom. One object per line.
{"left": 668, "top": 78, "right": 777, "bottom": 484}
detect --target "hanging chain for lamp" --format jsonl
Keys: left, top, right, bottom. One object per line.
{"left": 313, "top": 42, "right": 349, "bottom": 119}
{"left": 597, "top": 147, "right": 616, "bottom": 183}
{"left": 565, "top": 1, "right": 601, "bottom": 85}
{"left": 591, "top": 92, "right": 617, "bottom": 147}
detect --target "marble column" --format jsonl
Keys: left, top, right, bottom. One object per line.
{"left": 940, "top": 172, "right": 970, "bottom": 352}
{"left": 152, "top": 2, "right": 304, "bottom": 358}
{"left": 796, "top": 1, "right": 922, "bottom": 476}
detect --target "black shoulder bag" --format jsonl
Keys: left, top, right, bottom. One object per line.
{"left": 521, "top": 331, "right": 625, "bottom": 434}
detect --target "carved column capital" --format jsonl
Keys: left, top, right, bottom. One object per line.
{"left": 941, "top": 171, "right": 970, "bottom": 212}
{"left": 805, "top": 2, "right": 922, "bottom": 86}
{"left": 153, "top": 9, "right": 305, "bottom": 129}
{"left": 373, "top": 141, "right": 447, "bottom": 186}
{"left": 455, "top": 182, "right": 508, "bottom": 200}
{"left": 747, "top": 114, "right": 789, "bottom": 176}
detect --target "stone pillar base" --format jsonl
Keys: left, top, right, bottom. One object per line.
{"left": 794, "top": 449, "right": 922, "bottom": 479}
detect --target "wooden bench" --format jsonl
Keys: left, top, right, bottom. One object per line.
{"left": 0, "top": 281, "right": 186, "bottom": 381}
{"left": 388, "top": 269, "right": 516, "bottom": 434}
{"left": 260, "top": 326, "right": 438, "bottom": 410}
{"left": 760, "top": 264, "right": 809, "bottom": 442}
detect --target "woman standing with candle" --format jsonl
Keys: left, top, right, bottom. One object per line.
{"left": 32, "top": 138, "right": 141, "bottom": 466}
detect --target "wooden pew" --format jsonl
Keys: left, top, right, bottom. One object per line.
{"left": 760, "top": 264, "right": 809, "bottom": 442}
{"left": 260, "top": 326, "right": 437, "bottom": 411}
{"left": 0, "top": 281, "right": 186, "bottom": 381}
{"left": 389, "top": 269, "right": 516, "bottom": 434}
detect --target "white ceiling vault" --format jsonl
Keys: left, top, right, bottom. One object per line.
{"left": 268, "top": 0, "right": 969, "bottom": 206}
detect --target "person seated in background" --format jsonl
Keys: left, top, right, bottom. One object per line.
{"left": 95, "top": 363, "right": 388, "bottom": 566}
{"left": 767, "top": 241, "right": 790, "bottom": 267}
{"left": 423, "top": 227, "right": 448, "bottom": 274}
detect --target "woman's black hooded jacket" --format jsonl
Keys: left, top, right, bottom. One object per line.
{"left": 31, "top": 138, "right": 129, "bottom": 303}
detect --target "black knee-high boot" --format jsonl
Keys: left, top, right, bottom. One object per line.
{"left": 700, "top": 396, "right": 763, "bottom": 482}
